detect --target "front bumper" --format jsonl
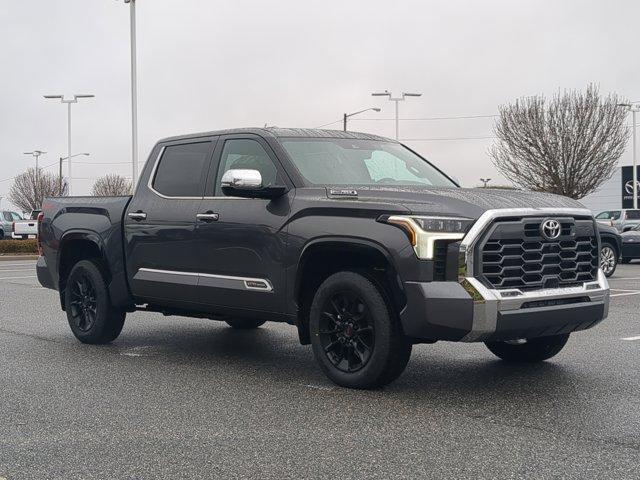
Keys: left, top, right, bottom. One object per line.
{"left": 399, "top": 207, "right": 610, "bottom": 343}
{"left": 400, "top": 270, "right": 609, "bottom": 342}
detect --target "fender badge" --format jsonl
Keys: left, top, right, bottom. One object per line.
{"left": 329, "top": 189, "right": 358, "bottom": 198}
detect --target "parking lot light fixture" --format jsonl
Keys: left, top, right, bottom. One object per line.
{"left": 343, "top": 107, "right": 381, "bottom": 131}
{"left": 618, "top": 103, "right": 640, "bottom": 209}
{"left": 43, "top": 94, "right": 95, "bottom": 195}
{"left": 371, "top": 90, "right": 422, "bottom": 140}
{"left": 23, "top": 150, "right": 47, "bottom": 172}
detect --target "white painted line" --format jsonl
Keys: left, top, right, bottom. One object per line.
{"left": 0, "top": 268, "right": 35, "bottom": 273}
{"left": 610, "top": 288, "right": 640, "bottom": 292}
{"left": 0, "top": 275, "right": 37, "bottom": 280}
{"left": 622, "top": 336, "right": 640, "bottom": 341}
{"left": 608, "top": 276, "right": 640, "bottom": 281}
{"left": 0, "top": 262, "right": 37, "bottom": 267}
{"left": 611, "top": 291, "right": 640, "bottom": 297}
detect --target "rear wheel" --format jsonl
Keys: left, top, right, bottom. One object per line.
{"left": 225, "top": 318, "right": 266, "bottom": 329}
{"left": 600, "top": 243, "right": 617, "bottom": 277}
{"left": 64, "top": 260, "right": 125, "bottom": 344}
{"left": 485, "top": 334, "right": 569, "bottom": 363}
{"left": 309, "top": 271, "right": 411, "bottom": 389}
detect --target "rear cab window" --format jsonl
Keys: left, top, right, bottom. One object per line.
{"left": 625, "top": 210, "right": 640, "bottom": 220}
{"left": 151, "top": 142, "right": 212, "bottom": 197}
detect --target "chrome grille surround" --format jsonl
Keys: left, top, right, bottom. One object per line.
{"left": 457, "top": 208, "right": 609, "bottom": 342}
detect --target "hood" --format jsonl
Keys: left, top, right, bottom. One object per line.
{"left": 349, "top": 186, "right": 586, "bottom": 219}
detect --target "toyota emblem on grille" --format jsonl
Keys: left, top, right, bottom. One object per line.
{"left": 541, "top": 219, "right": 561, "bottom": 240}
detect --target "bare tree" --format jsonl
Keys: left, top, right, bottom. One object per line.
{"left": 8, "top": 168, "right": 65, "bottom": 213}
{"left": 91, "top": 174, "right": 132, "bottom": 196}
{"left": 489, "top": 85, "right": 629, "bottom": 199}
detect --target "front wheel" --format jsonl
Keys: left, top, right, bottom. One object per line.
{"left": 309, "top": 271, "right": 412, "bottom": 389}
{"left": 600, "top": 243, "right": 618, "bottom": 277}
{"left": 65, "top": 259, "right": 126, "bottom": 344}
{"left": 485, "top": 334, "right": 569, "bottom": 363}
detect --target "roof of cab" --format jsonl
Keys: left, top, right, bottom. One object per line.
{"left": 157, "top": 127, "right": 396, "bottom": 144}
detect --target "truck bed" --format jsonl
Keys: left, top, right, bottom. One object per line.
{"left": 38, "top": 195, "right": 133, "bottom": 307}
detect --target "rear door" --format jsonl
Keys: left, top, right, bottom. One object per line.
{"left": 124, "top": 137, "right": 217, "bottom": 305}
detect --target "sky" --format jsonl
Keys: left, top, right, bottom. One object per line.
{"left": 1, "top": 0, "right": 639, "bottom": 210}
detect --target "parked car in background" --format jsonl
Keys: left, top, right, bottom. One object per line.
{"left": 595, "top": 209, "right": 640, "bottom": 232}
{"left": 0, "top": 210, "right": 23, "bottom": 239}
{"left": 12, "top": 212, "right": 39, "bottom": 239}
{"left": 598, "top": 224, "right": 622, "bottom": 277}
{"left": 620, "top": 224, "right": 640, "bottom": 264}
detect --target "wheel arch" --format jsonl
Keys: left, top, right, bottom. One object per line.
{"left": 57, "top": 230, "right": 109, "bottom": 309}
{"left": 293, "top": 237, "right": 405, "bottom": 344}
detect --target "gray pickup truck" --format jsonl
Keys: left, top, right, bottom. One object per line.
{"left": 37, "top": 128, "right": 610, "bottom": 389}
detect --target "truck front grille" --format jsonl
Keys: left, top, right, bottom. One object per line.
{"left": 479, "top": 216, "right": 599, "bottom": 290}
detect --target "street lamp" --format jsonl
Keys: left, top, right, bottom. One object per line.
{"left": 617, "top": 103, "right": 640, "bottom": 209}
{"left": 480, "top": 178, "right": 492, "bottom": 188}
{"left": 117, "top": 0, "right": 139, "bottom": 187}
{"left": 23, "top": 150, "right": 47, "bottom": 172}
{"left": 43, "top": 94, "right": 95, "bottom": 195}
{"left": 371, "top": 90, "right": 422, "bottom": 140}
{"left": 58, "top": 153, "right": 90, "bottom": 194}
{"left": 343, "top": 108, "right": 381, "bottom": 132}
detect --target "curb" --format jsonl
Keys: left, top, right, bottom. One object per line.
{"left": 0, "top": 255, "right": 38, "bottom": 261}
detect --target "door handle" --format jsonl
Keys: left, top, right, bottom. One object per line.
{"left": 128, "top": 211, "right": 147, "bottom": 221}
{"left": 196, "top": 212, "right": 219, "bottom": 222}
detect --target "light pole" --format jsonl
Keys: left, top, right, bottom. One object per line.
{"left": 480, "top": 178, "right": 492, "bottom": 188}
{"left": 43, "top": 94, "right": 95, "bottom": 195}
{"left": 118, "top": 0, "right": 139, "bottom": 187}
{"left": 343, "top": 108, "right": 381, "bottom": 132}
{"left": 372, "top": 90, "right": 422, "bottom": 140}
{"left": 23, "top": 150, "right": 46, "bottom": 172}
{"left": 618, "top": 103, "right": 640, "bottom": 209}
{"left": 59, "top": 153, "right": 90, "bottom": 194}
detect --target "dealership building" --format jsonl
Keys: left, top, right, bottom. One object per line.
{"left": 579, "top": 165, "right": 639, "bottom": 215}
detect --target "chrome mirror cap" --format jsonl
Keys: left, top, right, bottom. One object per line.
{"left": 220, "top": 169, "right": 263, "bottom": 189}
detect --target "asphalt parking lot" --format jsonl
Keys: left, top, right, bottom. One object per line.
{"left": 1, "top": 259, "right": 639, "bottom": 480}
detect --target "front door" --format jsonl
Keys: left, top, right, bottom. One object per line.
{"left": 195, "top": 135, "right": 292, "bottom": 314}
{"left": 124, "top": 138, "right": 217, "bottom": 306}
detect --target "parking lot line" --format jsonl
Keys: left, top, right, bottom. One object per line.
{"left": 611, "top": 291, "right": 640, "bottom": 297}
{"left": 0, "top": 275, "right": 37, "bottom": 280}
{"left": 608, "top": 276, "right": 640, "bottom": 281}
{"left": 0, "top": 268, "right": 36, "bottom": 273}
{"left": 622, "top": 336, "right": 640, "bottom": 341}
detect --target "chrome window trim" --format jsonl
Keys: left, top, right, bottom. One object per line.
{"left": 146, "top": 145, "right": 250, "bottom": 201}
{"left": 137, "top": 268, "right": 274, "bottom": 293}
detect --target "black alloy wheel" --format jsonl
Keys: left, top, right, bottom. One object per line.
{"left": 318, "top": 290, "right": 375, "bottom": 373}
{"left": 69, "top": 273, "right": 98, "bottom": 332}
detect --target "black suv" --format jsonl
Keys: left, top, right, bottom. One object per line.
{"left": 37, "top": 128, "right": 610, "bottom": 389}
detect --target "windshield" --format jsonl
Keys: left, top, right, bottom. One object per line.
{"left": 280, "top": 138, "right": 457, "bottom": 188}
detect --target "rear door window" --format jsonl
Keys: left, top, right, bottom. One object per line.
{"left": 610, "top": 211, "right": 621, "bottom": 220}
{"left": 152, "top": 142, "right": 212, "bottom": 197}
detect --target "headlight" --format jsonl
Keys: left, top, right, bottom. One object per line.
{"left": 384, "top": 215, "right": 474, "bottom": 259}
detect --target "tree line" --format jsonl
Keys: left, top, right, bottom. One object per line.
{"left": 7, "top": 171, "right": 131, "bottom": 213}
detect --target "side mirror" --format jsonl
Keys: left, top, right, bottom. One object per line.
{"left": 220, "top": 169, "right": 287, "bottom": 199}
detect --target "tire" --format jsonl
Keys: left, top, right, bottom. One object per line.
{"left": 485, "top": 334, "right": 569, "bottom": 363}
{"left": 600, "top": 243, "right": 618, "bottom": 277}
{"left": 64, "top": 259, "right": 126, "bottom": 344}
{"left": 309, "top": 271, "right": 412, "bottom": 389}
{"left": 225, "top": 318, "right": 266, "bottom": 329}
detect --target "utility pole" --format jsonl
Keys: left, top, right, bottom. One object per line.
{"left": 342, "top": 107, "right": 381, "bottom": 131}
{"left": 371, "top": 90, "right": 422, "bottom": 140}
{"left": 58, "top": 153, "right": 90, "bottom": 195}
{"left": 44, "top": 95, "right": 95, "bottom": 195}
{"left": 618, "top": 103, "right": 640, "bottom": 209}
{"left": 23, "top": 150, "right": 46, "bottom": 172}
